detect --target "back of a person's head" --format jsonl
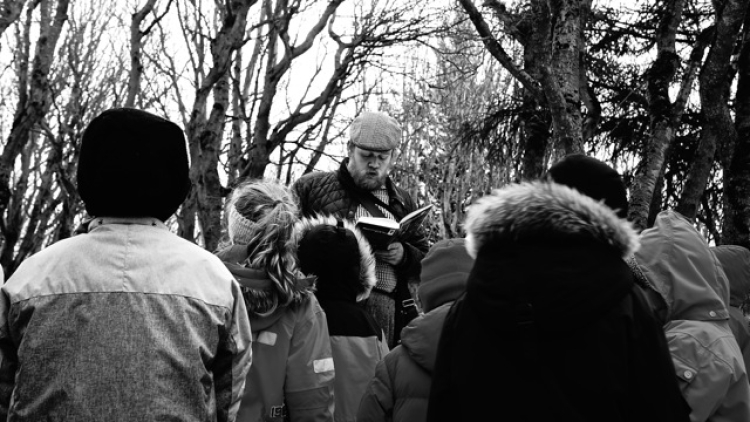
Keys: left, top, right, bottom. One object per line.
{"left": 418, "top": 238, "right": 473, "bottom": 312}
{"left": 711, "top": 245, "right": 750, "bottom": 308}
{"left": 225, "top": 179, "right": 302, "bottom": 306}
{"left": 545, "top": 153, "right": 629, "bottom": 219}
{"left": 76, "top": 108, "right": 191, "bottom": 221}
{"left": 295, "top": 216, "right": 376, "bottom": 303}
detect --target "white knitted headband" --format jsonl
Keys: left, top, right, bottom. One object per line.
{"left": 227, "top": 204, "right": 257, "bottom": 245}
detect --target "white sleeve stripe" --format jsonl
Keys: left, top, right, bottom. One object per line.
{"left": 313, "top": 358, "right": 334, "bottom": 373}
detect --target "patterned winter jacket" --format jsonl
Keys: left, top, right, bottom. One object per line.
{"left": 634, "top": 211, "right": 750, "bottom": 422}
{"left": 215, "top": 245, "right": 335, "bottom": 422}
{"left": 0, "top": 217, "right": 253, "bottom": 422}
{"left": 291, "top": 159, "right": 428, "bottom": 281}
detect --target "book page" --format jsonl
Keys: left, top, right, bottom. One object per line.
{"left": 397, "top": 204, "right": 432, "bottom": 238}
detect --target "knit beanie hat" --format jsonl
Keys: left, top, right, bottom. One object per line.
{"left": 77, "top": 108, "right": 191, "bottom": 221}
{"left": 546, "top": 153, "right": 629, "bottom": 219}
{"left": 418, "top": 238, "right": 474, "bottom": 312}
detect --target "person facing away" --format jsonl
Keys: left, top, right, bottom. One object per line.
{"left": 292, "top": 111, "right": 429, "bottom": 348}
{"left": 426, "top": 179, "right": 690, "bottom": 422}
{"left": 294, "top": 216, "right": 389, "bottom": 422}
{"left": 0, "top": 108, "right": 252, "bottom": 422}
{"left": 214, "top": 179, "right": 335, "bottom": 422}
{"left": 358, "top": 238, "right": 473, "bottom": 422}
{"left": 711, "top": 244, "right": 750, "bottom": 382}
{"left": 631, "top": 212, "right": 750, "bottom": 422}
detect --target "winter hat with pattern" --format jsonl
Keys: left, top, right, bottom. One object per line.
{"left": 418, "top": 238, "right": 474, "bottom": 313}
{"left": 350, "top": 111, "right": 401, "bottom": 151}
{"left": 546, "top": 153, "right": 629, "bottom": 219}
{"left": 77, "top": 108, "right": 191, "bottom": 221}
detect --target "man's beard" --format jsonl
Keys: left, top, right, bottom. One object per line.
{"left": 351, "top": 168, "right": 387, "bottom": 191}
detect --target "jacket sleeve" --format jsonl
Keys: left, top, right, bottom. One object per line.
{"left": 285, "top": 297, "right": 335, "bottom": 422}
{"left": 668, "top": 331, "right": 746, "bottom": 422}
{"left": 356, "top": 359, "right": 394, "bottom": 422}
{"left": 214, "top": 280, "right": 253, "bottom": 422}
{"left": 0, "top": 289, "right": 17, "bottom": 420}
{"left": 628, "top": 288, "right": 691, "bottom": 422}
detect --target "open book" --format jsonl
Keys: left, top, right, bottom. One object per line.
{"left": 355, "top": 204, "right": 432, "bottom": 250}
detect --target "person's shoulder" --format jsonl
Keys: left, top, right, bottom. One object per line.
{"left": 294, "top": 169, "right": 336, "bottom": 186}
{"left": 7, "top": 236, "right": 84, "bottom": 282}
{"left": 293, "top": 292, "right": 327, "bottom": 322}
{"left": 667, "top": 320, "right": 742, "bottom": 369}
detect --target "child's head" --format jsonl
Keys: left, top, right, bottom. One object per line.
{"left": 418, "top": 238, "right": 473, "bottom": 312}
{"left": 225, "top": 179, "right": 302, "bottom": 306}
{"left": 295, "top": 216, "right": 376, "bottom": 302}
{"left": 77, "top": 108, "right": 191, "bottom": 221}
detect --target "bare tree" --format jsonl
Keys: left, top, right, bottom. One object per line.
{"left": 676, "top": 0, "right": 748, "bottom": 220}
{"left": 177, "top": 0, "right": 254, "bottom": 250}
{"left": 723, "top": 9, "right": 750, "bottom": 247}
{"left": 0, "top": 0, "right": 117, "bottom": 275}
{"left": 458, "top": 0, "right": 584, "bottom": 172}
{"left": 628, "top": 0, "right": 690, "bottom": 231}
{"left": 126, "top": 0, "right": 173, "bottom": 107}
{"left": 0, "top": 0, "right": 70, "bottom": 274}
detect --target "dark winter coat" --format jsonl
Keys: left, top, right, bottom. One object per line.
{"left": 426, "top": 182, "right": 690, "bottom": 422}
{"left": 294, "top": 216, "right": 388, "bottom": 422}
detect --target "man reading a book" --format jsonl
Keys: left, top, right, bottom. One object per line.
{"left": 292, "top": 111, "right": 429, "bottom": 348}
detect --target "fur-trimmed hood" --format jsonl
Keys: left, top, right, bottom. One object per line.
{"left": 460, "top": 181, "right": 639, "bottom": 328}
{"left": 464, "top": 181, "right": 639, "bottom": 258}
{"left": 294, "top": 214, "right": 377, "bottom": 302}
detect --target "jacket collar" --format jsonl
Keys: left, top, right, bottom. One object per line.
{"left": 88, "top": 216, "right": 167, "bottom": 231}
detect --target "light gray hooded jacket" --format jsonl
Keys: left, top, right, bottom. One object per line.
{"left": 633, "top": 211, "right": 750, "bottom": 422}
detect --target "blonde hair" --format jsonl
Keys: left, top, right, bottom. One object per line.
{"left": 224, "top": 178, "right": 305, "bottom": 309}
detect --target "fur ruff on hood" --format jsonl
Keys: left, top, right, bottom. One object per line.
{"left": 464, "top": 181, "right": 639, "bottom": 259}
{"left": 293, "top": 214, "right": 377, "bottom": 302}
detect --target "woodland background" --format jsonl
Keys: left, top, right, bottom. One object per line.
{"left": 1, "top": 0, "right": 749, "bottom": 277}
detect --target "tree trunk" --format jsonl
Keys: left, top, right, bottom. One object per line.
{"left": 677, "top": 0, "right": 747, "bottom": 219}
{"left": 0, "top": 0, "right": 69, "bottom": 272}
{"left": 519, "top": 2, "right": 552, "bottom": 180}
{"left": 0, "top": 0, "right": 68, "bottom": 218}
{"left": 543, "top": 0, "right": 583, "bottom": 157}
{"left": 722, "top": 10, "right": 750, "bottom": 247}
{"left": 195, "top": 71, "right": 230, "bottom": 251}
{"left": 125, "top": 0, "right": 158, "bottom": 107}
{"left": 628, "top": 0, "right": 685, "bottom": 231}
{"left": 180, "top": 0, "right": 253, "bottom": 246}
